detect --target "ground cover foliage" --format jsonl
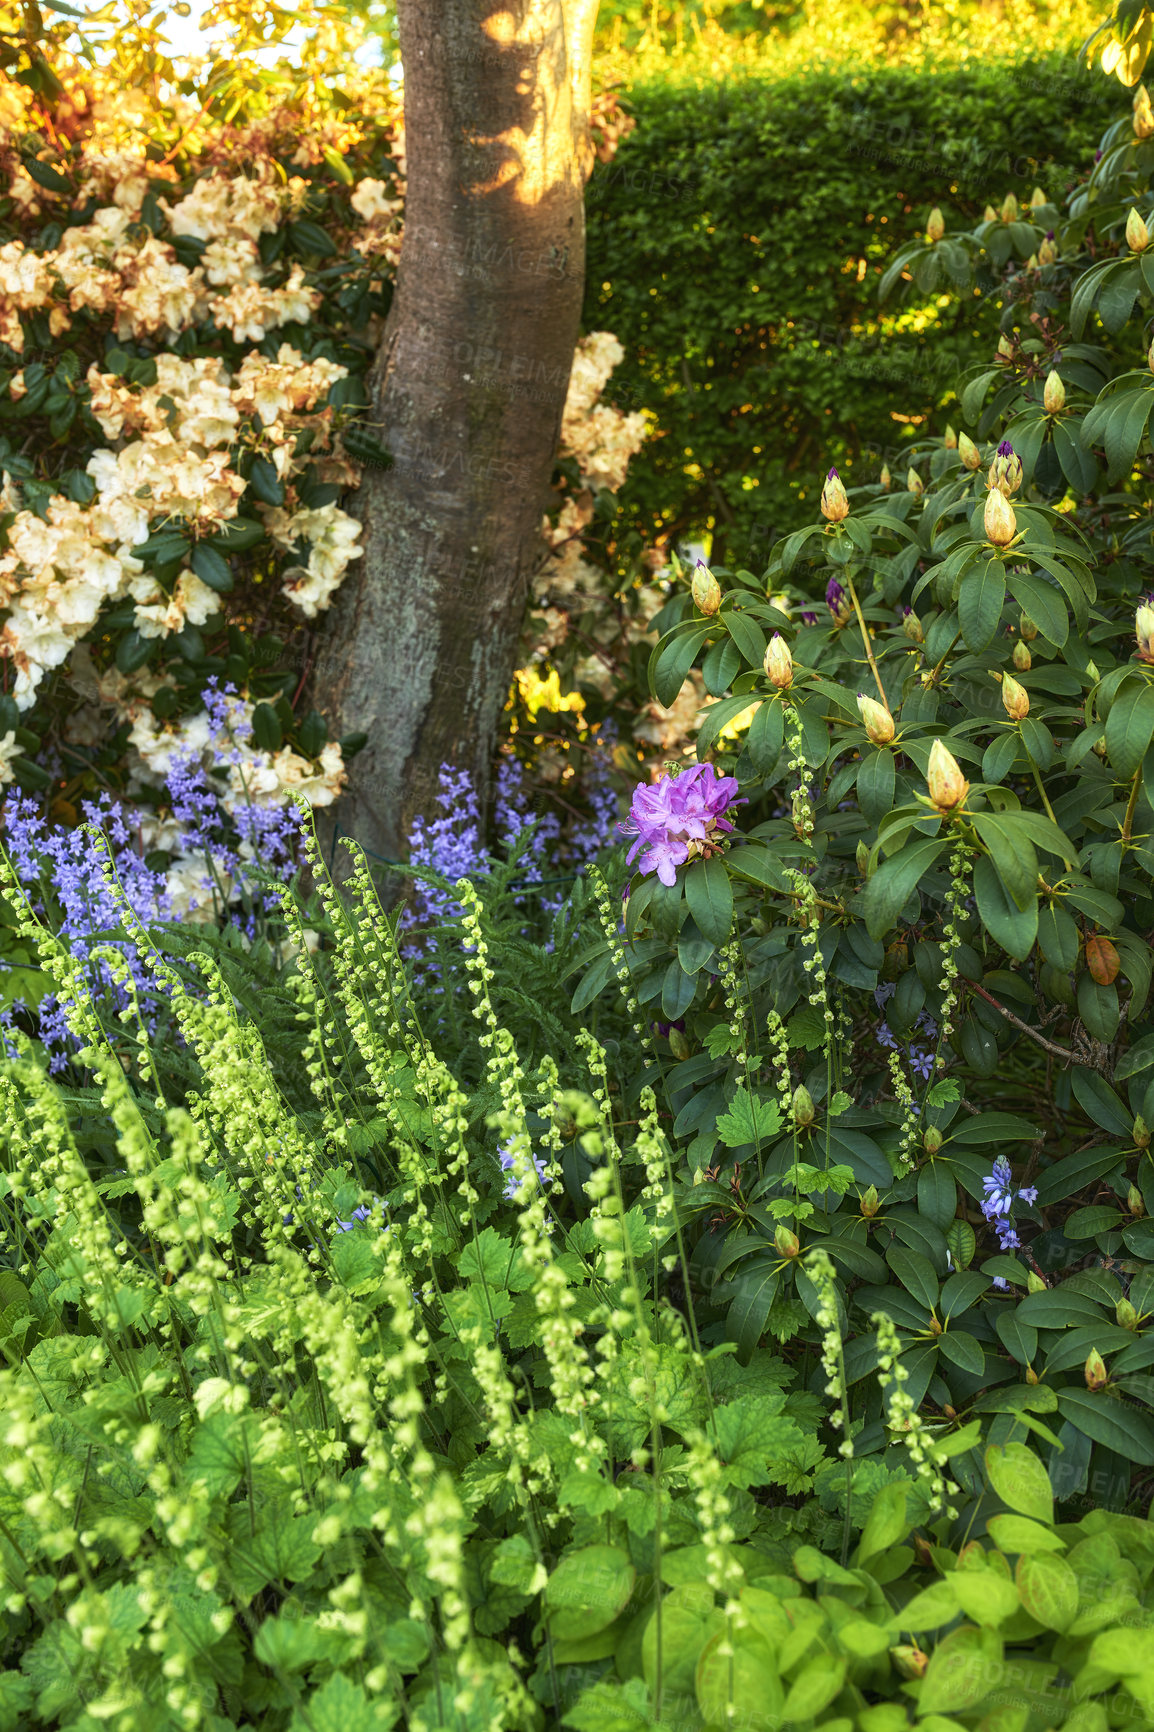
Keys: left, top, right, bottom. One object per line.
{"left": 12, "top": 6, "right": 1154, "bottom": 1732}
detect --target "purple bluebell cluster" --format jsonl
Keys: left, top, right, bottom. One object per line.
{"left": 0, "top": 682, "right": 300, "bottom": 1068}
{"left": 873, "top": 987, "right": 937, "bottom": 1083}
{"left": 497, "top": 1140, "right": 550, "bottom": 1200}
{"left": 981, "top": 1155, "right": 1037, "bottom": 1253}
{"left": 620, "top": 762, "right": 743, "bottom": 888}
{"left": 404, "top": 736, "right": 623, "bottom": 946}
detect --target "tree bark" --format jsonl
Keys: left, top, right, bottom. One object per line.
{"left": 312, "top": 0, "right": 599, "bottom": 869}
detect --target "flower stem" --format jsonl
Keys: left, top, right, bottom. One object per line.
{"left": 845, "top": 577, "right": 888, "bottom": 705}
{"left": 1123, "top": 767, "right": 1143, "bottom": 846}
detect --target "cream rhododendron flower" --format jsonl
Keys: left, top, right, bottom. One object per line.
{"left": 262, "top": 502, "right": 364, "bottom": 616}
{"left": 163, "top": 167, "right": 288, "bottom": 245}
{"left": 351, "top": 177, "right": 402, "bottom": 224}
{"left": 131, "top": 568, "right": 221, "bottom": 639}
{"left": 210, "top": 267, "right": 321, "bottom": 343}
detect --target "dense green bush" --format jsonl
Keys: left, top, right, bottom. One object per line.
{"left": 584, "top": 57, "right": 1118, "bottom": 568}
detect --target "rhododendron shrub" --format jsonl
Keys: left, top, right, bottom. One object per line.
{"left": 0, "top": 7, "right": 404, "bottom": 918}
{"left": 0, "top": 3, "right": 650, "bottom": 920}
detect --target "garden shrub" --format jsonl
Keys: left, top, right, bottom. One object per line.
{"left": 584, "top": 56, "right": 1119, "bottom": 569}
{"left": 570, "top": 13, "right": 1154, "bottom": 1530}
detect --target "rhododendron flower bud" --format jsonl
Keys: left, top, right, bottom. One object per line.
{"left": 927, "top": 739, "right": 969, "bottom": 812}
{"left": 1129, "top": 1182, "right": 1146, "bottom": 1216}
{"left": 903, "top": 607, "right": 924, "bottom": 644}
{"left": 879, "top": 463, "right": 891, "bottom": 490}
{"left": 958, "top": 431, "right": 981, "bottom": 471}
{"left": 669, "top": 1028, "right": 690, "bottom": 1060}
{"left": 1043, "top": 370, "right": 1065, "bottom": 413}
{"left": 820, "top": 467, "right": 848, "bottom": 523}
{"left": 988, "top": 439, "right": 1023, "bottom": 495}
{"left": 858, "top": 692, "right": 895, "bottom": 744}
{"left": 1135, "top": 83, "right": 1154, "bottom": 138}
{"left": 1137, "top": 602, "right": 1154, "bottom": 662}
{"left": 1030, "top": 186, "right": 1047, "bottom": 208}
{"left": 1118, "top": 1298, "right": 1139, "bottom": 1330}
{"left": 906, "top": 466, "right": 923, "bottom": 497}
{"left": 8, "top": 370, "right": 26, "bottom": 401}
{"left": 923, "top": 1127, "right": 943, "bottom": 1154}
{"left": 1001, "top": 674, "right": 1030, "bottom": 720}
{"left": 792, "top": 1085, "right": 815, "bottom": 1128}
{"left": 1084, "top": 1348, "right": 1108, "bottom": 1391}
{"left": 997, "top": 334, "right": 1014, "bottom": 361}
{"left": 691, "top": 560, "right": 721, "bottom": 615}
{"left": 944, "top": 425, "right": 957, "bottom": 449}
{"left": 856, "top": 840, "right": 871, "bottom": 875}
{"left": 1128, "top": 207, "right": 1151, "bottom": 252}
{"left": 826, "top": 578, "right": 852, "bottom": 626}
{"left": 1001, "top": 193, "right": 1019, "bottom": 222}
{"left": 764, "top": 633, "right": 793, "bottom": 688}
{"left": 859, "top": 1184, "right": 879, "bottom": 1218}
{"left": 1038, "top": 233, "right": 1058, "bottom": 265}
{"left": 1012, "top": 639, "right": 1032, "bottom": 672}
{"left": 1135, "top": 1115, "right": 1151, "bottom": 1150}
{"left": 926, "top": 207, "right": 945, "bottom": 242}
{"left": 984, "top": 489, "right": 1017, "bottom": 547}
{"left": 1025, "top": 1364, "right": 1039, "bottom": 1384}
{"left": 1019, "top": 611, "right": 1038, "bottom": 641}
{"left": 983, "top": 204, "right": 998, "bottom": 222}
{"left": 774, "top": 1224, "right": 800, "bottom": 1257}
{"left": 768, "top": 591, "right": 792, "bottom": 617}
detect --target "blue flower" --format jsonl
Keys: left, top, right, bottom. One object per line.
{"left": 498, "top": 1140, "right": 549, "bottom": 1200}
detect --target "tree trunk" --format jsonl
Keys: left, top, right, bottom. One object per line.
{"left": 313, "top": 0, "right": 599, "bottom": 869}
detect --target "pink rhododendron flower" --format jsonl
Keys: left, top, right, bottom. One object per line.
{"left": 621, "top": 762, "right": 743, "bottom": 887}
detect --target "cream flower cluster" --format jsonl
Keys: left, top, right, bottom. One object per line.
{"left": 0, "top": 345, "right": 362, "bottom": 707}
{"left": 0, "top": 155, "right": 323, "bottom": 351}
{"left": 129, "top": 699, "right": 346, "bottom": 811}
{"left": 526, "top": 333, "right": 652, "bottom": 735}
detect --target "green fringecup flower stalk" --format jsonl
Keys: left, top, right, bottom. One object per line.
{"left": 872, "top": 1311, "right": 959, "bottom": 1519}
{"left": 684, "top": 1430, "right": 745, "bottom": 1620}
{"left": 786, "top": 865, "right": 835, "bottom": 1046}
{"left": 576, "top": 1024, "right": 623, "bottom": 1168}
{"left": 765, "top": 1009, "right": 793, "bottom": 1117}
{"left": 888, "top": 1050, "right": 921, "bottom": 1170}
{"left": 635, "top": 1084, "right": 676, "bottom": 1239}
{"left": 936, "top": 835, "right": 971, "bottom": 1062}
{"left": 785, "top": 700, "right": 815, "bottom": 844}
{"left": 808, "top": 1246, "right": 855, "bottom": 1562}
{"left": 715, "top": 936, "right": 751, "bottom": 1072}
{"left": 808, "top": 1249, "right": 852, "bottom": 1459}
{"left": 591, "top": 864, "right": 649, "bottom": 1040}
{"left": 533, "top": 1053, "right": 568, "bottom": 1191}
{"left": 458, "top": 882, "right": 598, "bottom": 1447}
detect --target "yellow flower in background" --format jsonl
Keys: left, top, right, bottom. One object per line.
{"left": 513, "top": 665, "right": 586, "bottom": 721}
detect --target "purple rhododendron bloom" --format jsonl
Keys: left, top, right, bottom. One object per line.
{"left": 620, "top": 763, "right": 744, "bottom": 888}
{"left": 826, "top": 578, "right": 851, "bottom": 626}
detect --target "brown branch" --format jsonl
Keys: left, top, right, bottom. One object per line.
{"left": 968, "top": 981, "right": 1085, "bottom": 1066}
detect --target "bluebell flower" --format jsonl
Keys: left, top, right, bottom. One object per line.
{"left": 498, "top": 1140, "right": 549, "bottom": 1200}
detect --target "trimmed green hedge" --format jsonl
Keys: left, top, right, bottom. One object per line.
{"left": 584, "top": 55, "right": 1120, "bottom": 567}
